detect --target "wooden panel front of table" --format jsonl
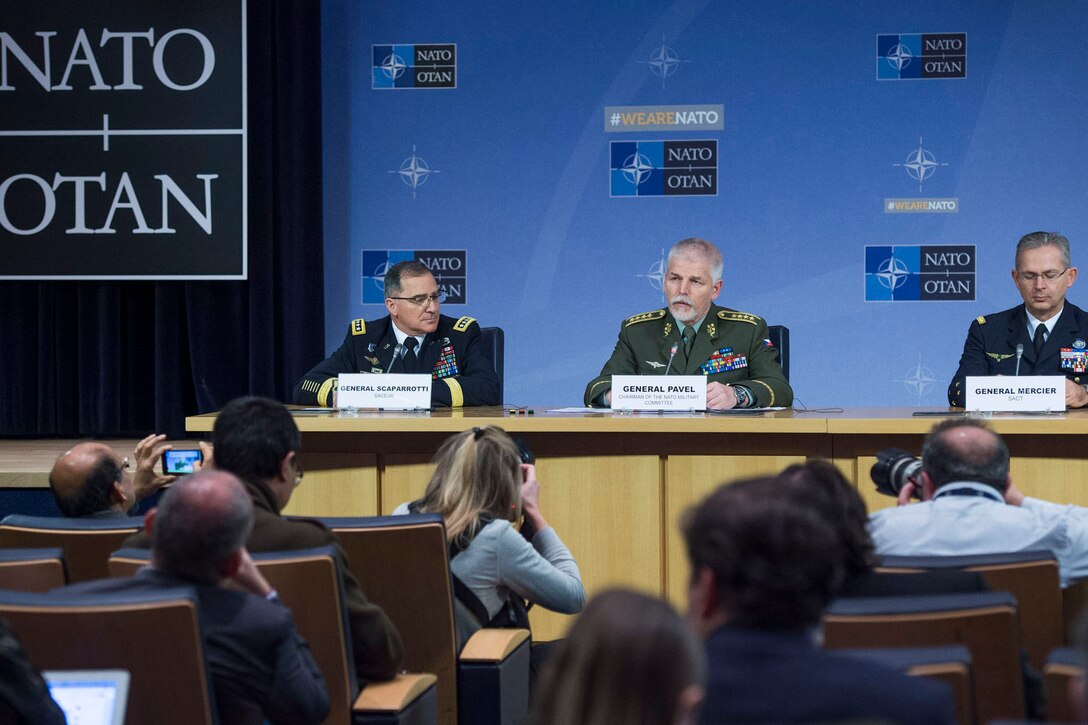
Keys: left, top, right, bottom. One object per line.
{"left": 186, "top": 407, "right": 1088, "bottom": 639}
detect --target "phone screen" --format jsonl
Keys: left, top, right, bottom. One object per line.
{"left": 162, "top": 449, "right": 203, "bottom": 475}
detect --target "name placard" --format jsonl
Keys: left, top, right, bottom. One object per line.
{"left": 965, "top": 375, "right": 1065, "bottom": 412}
{"left": 337, "top": 373, "right": 432, "bottom": 410}
{"left": 611, "top": 375, "right": 707, "bottom": 411}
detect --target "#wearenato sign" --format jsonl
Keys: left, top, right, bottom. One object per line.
{"left": 611, "top": 375, "right": 707, "bottom": 411}
{"left": 965, "top": 375, "right": 1065, "bottom": 412}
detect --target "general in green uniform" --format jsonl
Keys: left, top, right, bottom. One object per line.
{"left": 584, "top": 238, "right": 792, "bottom": 409}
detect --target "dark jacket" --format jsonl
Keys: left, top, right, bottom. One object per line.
{"left": 949, "top": 301, "right": 1088, "bottom": 405}
{"left": 700, "top": 626, "right": 952, "bottom": 725}
{"left": 54, "top": 568, "right": 330, "bottom": 725}
{"left": 292, "top": 314, "right": 500, "bottom": 407}
{"left": 123, "top": 478, "right": 404, "bottom": 683}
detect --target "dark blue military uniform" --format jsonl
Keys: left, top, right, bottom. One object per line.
{"left": 948, "top": 302, "right": 1088, "bottom": 406}
{"left": 292, "top": 314, "right": 500, "bottom": 408}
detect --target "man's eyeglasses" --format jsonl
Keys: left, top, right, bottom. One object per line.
{"left": 115, "top": 457, "right": 130, "bottom": 482}
{"left": 293, "top": 459, "right": 304, "bottom": 487}
{"left": 1017, "top": 268, "right": 1069, "bottom": 282}
{"left": 387, "top": 292, "right": 446, "bottom": 306}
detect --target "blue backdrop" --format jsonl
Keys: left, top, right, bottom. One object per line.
{"left": 320, "top": 1, "right": 1088, "bottom": 408}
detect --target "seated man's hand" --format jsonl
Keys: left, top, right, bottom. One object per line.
{"left": 197, "top": 441, "right": 215, "bottom": 470}
{"left": 1065, "top": 378, "right": 1088, "bottom": 408}
{"left": 133, "top": 434, "right": 176, "bottom": 501}
{"left": 706, "top": 382, "right": 738, "bottom": 410}
{"left": 604, "top": 389, "right": 611, "bottom": 406}
{"left": 221, "top": 548, "right": 275, "bottom": 598}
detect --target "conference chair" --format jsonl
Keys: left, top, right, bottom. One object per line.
{"left": 836, "top": 645, "right": 974, "bottom": 725}
{"left": 824, "top": 591, "right": 1023, "bottom": 725}
{"left": 766, "top": 324, "right": 789, "bottom": 380}
{"left": 1043, "top": 647, "right": 1083, "bottom": 723}
{"left": 478, "top": 326, "right": 505, "bottom": 402}
{"left": 0, "top": 548, "right": 66, "bottom": 592}
{"left": 317, "top": 514, "right": 531, "bottom": 725}
{"left": 0, "top": 514, "right": 139, "bottom": 582}
{"left": 877, "top": 550, "right": 1062, "bottom": 669}
{"left": 109, "top": 546, "right": 438, "bottom": 725}
{"left": 0, "top": 586, "right": 216, "bottom": 725}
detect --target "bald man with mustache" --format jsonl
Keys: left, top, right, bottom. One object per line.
{"left": 584, "top": 238, "right": 793, "bottom": 410}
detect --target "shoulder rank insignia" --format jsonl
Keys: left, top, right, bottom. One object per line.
{"left": 976, "top": 316, "right": 987, "bottom": 325}
{"left": 717, "top": 310, "right": 762, "bottom": 326}
{"left": 624, "top": 309, "right": 667, "bottom": 327}
{"left": 350, "top": 318, "right": 366, "bottom": 336}
{"left": 453, "top": 315, "right": 476, "bottom": 332}
{"left": 985, "top": 352, "right": 1013, "bottom": 362}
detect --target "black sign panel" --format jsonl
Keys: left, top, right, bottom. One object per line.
{"left": 0, "top": 0, "right": 246, "bottom": 278}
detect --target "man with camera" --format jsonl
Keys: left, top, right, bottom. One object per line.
{"left": 869, "top": 418, "right": 1088, "bottom": 587}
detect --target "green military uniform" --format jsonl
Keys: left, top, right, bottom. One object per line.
{"left": 583, "top": 304, "right": 793, "bottom": 408}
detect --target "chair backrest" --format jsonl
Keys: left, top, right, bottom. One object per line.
{"left": 0, "top": 548, "right": 66, "bottom": 592}
{"left": 877, "top": 550, "right": 1062, "bottom": 669}
{"left": 251, "top": 547, "right": 355, "bottom": 725}
{"left": 836, "top": 645, "right": 974, "bottom": 725}
{"left": 478, "top": 326, "right": 505, "bottom": 402}
{"left": 824, "top": 592, "right": 1022, "bottom": 725}
{"left": 0, "top": 586, "right": 216, "bottom": 725}
{"left": 766, "top": 324, "right": 789, "bottom": 380}
{"left": 0, "top": 514, "right": 139, "bottom": 582}
{"left": 1043, "top": 647, "right": 1084, "bottom": 724}
{"left": 321, "top": 514, "right": 459, "bottom": 725}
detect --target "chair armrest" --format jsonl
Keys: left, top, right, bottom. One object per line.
{"left": 459, "top": 628, "right": 530, "bottom": 662}
{"left": 354, "top": 673, "right": 438, "bottom": 712}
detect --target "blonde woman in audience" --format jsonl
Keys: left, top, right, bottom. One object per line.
{"left": 394, "top": 425, "right": 585, "bottom": 646}
{"left": 528, "top": 588, "right": 706, "bottom": 725}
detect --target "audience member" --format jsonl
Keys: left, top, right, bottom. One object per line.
{"left": 528, "top": 588, "right": 705, "bottom": 725}
{"left": 0, "top": 617, "right": 66, "bottom": 725}
{"left": 779, "top": 459, "right": 987, "bottom": 597}
{"left": 56, "top": 470, "right": 330, "bottom": 725}
{"left": 48, "top": 434, "right": 175, "bottom": 518}
{"left": 870, "top": 417, "right": 1088, "bottom": 586}
{"left": 394, "top": 425, "right": 585, "bottom": 647}
{"left": 124, "top": 396, "right": 404, "bottom": 683}
{"left": 683, "top": 476, "right": 952, "bottom": 724}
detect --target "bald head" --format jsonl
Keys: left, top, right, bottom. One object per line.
{"left": 922, "top": 419, "right": 1010, "bottom": 491}
{"left": 151, "top": 470, "right": 253, "bottom": 584}
{"left": 49, "top": 442, "right": 126, "bottom": 517}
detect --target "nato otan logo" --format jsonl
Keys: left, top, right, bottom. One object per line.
{"left": 877, "top": 33, "right": 966, "bottom": 79}
{"left": 865, "top": 245, "right": 975, "bottom": 301}
{"left": 372, "top": 44, "right": 456, "bottom": 89}
{"left": 361, "top": 250, "right": 467, "bottom": 305}
{"left": 610, "top": 141, "right": 717, "bottom": 197}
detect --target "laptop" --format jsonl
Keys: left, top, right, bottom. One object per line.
{"left": 43, "top": 670, "right": 129, "bottom": 725}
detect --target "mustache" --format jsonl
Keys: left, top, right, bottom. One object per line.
{"left": 670, "top": 294, "right": 695, "bottom": 307}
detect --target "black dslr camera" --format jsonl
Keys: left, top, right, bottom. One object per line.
{"left": 870, "top": 448, "right": 923, "bottom": 499}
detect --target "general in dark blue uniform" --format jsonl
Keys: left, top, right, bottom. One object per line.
{"left": 948, "top": 231, "right": 1088, "bottom": 407}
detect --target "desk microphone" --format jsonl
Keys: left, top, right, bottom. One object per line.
{"left": 663, "top": 343, "right": 679, "bottom": 376}
{"left": 385, "top": 343, "right": 405, "bottom": 374}
{"left": 1014, "top": 343, "right": 1024, "bottom": 376}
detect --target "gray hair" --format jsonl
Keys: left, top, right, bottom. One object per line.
{"left": 1015, "top": 231, "right": 1070, "bottom": 269}
{"left": 384, "top": 260, "right": 433, "bottom": 298}
{"left": 667, "top": 238, "right": 723, "bottom": 283}
{"left": 152, "top": 470, "right": 254, "bottom": 584}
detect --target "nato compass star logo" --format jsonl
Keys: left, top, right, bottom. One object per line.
{"left": 379, "top": 52, "right": 408, "bottom": 82}
{"left": 885, "top": 43, "right": 914, "bottom": 72}
{"left": 893, "top": 137, "right": 949, "bottom": 192}
{"left": 637, "top": 249, "right": 667, "bottom": 298}
{"left": 388, "top": 145, "right": 441, "bottom": 198}
{"left": 896, "top": 355, "right": 937, "bottom": 401}
{"left": 640, "top": 35, "right": 690, "bottom": 89}
{"left": 622, "top": 152, "right": 654, "bottom": 186}
{"left": 876, "top": 256, "right": 910, "bottom": 290}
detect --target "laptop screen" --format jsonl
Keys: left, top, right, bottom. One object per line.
{"left": 43, "top": 670, "right": 129, "bottom": 725}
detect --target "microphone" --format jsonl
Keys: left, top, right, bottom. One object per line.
{"left": 1014, "top": 343, "right": 1024, "bottom": 376}
{"left": 662, "top": 343, "right": 679, "bottom": 376}
{"left": 385, "top": 343, "right": 405, "bottom": 374}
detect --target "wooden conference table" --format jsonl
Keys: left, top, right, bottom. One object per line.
{"left": 187, "top": 406, "right": 1088, "bottom": 640}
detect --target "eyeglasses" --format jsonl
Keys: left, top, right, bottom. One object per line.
{"left": 115, "top": 457, "right": 130, "bottom": 482}
{"left": 293, "top": 459, "right": 304, "bottom": 487}
{"left": 1017, "top": 268, "right": 1069, "bottom": 282}
{"left": 387, "top": 292, "right": 446, "bottom": 306}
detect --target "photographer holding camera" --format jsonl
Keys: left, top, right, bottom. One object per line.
{"left": 869, "top": 418, "right": 1088, "bottom": 587}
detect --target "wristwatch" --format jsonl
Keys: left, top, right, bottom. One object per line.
{"left": 732, "top": 385, "right": 753, "bottom": 408}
